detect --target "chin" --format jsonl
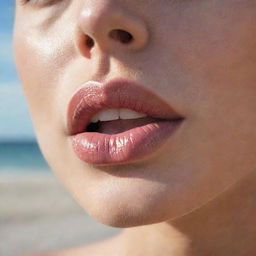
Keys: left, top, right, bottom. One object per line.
{"left": 86, "top": 200, "right": 168, "bottom": 228}
{"left": 70, "top": 177, "right": 180, "bottom": 228}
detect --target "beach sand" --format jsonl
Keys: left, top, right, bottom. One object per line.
{"left": 0, "top": 170, "right": 121, "bottom": 256}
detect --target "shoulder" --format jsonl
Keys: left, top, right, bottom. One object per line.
{"left": 21, "top": 247, "right": 90, "bottom": 256}
{"left": 21, "top": 246, "right": 94, "bottom": 256}
{"left": 22, "top": 246, "right": 90, "bottom": 256}
{"left": 22, "top": 234, "right": 122, "bottom": 256}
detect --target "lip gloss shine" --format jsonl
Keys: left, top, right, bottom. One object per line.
{"left": 67, "top": 78, "right": 185, "bottom": 165}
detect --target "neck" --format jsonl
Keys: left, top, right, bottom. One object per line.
{"left": 120, "top": 169, "right": 256, "bottom": 256}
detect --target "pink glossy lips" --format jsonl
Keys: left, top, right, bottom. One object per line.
{"left": 67, "top": 78, "right": 184, "bottom": 165}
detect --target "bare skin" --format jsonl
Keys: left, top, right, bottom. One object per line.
{"left": 27, "top": 168, "right": 256, "bottom": 256}
{"left": 14, "top": 0, "right": 256, "bottom": 255}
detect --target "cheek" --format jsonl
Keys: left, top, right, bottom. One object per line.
{"left": 170, "top": 2, "right": 256, "bottom": 80}
{"left": 14, "top": 34, "right": 52, "bottom": 111}
{"left": 13, "top": 30, "right": 70, "bottom": 174}
{"left": 13, "top": 28, "right": 68, "bottom": 134}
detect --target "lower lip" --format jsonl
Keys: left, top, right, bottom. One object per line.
{"left": 71, "top": 119, "right": 184, "bottom": 165}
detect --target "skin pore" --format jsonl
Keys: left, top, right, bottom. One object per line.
{"left": 14, "top": 0, "right": 256, "bottom": 255}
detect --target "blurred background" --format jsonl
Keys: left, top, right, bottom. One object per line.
{"left": 0, "top": 2, "right": 120, "bottom": 255}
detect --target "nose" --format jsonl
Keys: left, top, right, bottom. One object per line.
{"left": 75, "top": 1, "right": 149, "bottom": 57}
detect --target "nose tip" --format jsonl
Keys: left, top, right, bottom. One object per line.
{"left": 76, "top": 2, "right": 149, "bottom": 56}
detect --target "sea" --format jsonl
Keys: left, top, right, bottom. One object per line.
{"left": 0, "top": 141, "right": 50, "bottom": 172}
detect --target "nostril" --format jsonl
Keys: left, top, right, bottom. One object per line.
{"left": 109, "top": 29, "right": 133, "bottom": 44}
{"left": 85, "top": 35, "right": 95, "bottom": 49}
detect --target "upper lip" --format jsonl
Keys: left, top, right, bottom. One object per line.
{"left": 67, "top": 78, "right": 184, "bottom": 135}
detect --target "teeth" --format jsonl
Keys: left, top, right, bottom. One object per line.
{"left": 89, "top": 108, "right": 147, "bottom": 123}
{"left": 90, "top": 114, "right": 99, "bottom": 123}
{"left": 97, "top": 109, "right": 119, "bottom": 122}
{"left": 119, "top": 108, "right": 147, "bottom": 119}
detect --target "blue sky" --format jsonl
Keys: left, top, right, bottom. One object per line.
{"left": 0, "top": 1, "right": 35, "bottom": 141}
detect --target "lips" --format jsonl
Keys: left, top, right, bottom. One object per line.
{"left": 67, "top": 78, "right": 185, "bottom": 165}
